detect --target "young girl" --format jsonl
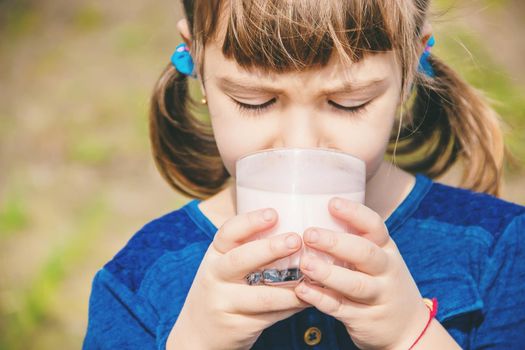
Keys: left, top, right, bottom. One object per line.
{"left": 84, "top": 0, "right": 525, "bottom": 349}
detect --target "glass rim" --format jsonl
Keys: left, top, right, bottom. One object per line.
{"left": 236, "top": 147, "right": 365, "bottom": 166}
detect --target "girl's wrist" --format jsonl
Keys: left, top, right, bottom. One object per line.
{"left": 407, "top": 298, "right": 438, "bottom": 349}
{"left": 390, "top": 298, "right": 436, "bottom": 350}
{"left": 166, "top": 313, "right": 252, "bottom": 350}
{"left": 166, "top": 315, "right": 212, "bottom": 350}
{"left": 408, "top": 317, "right": 462, "bottom": 350}
{"left": 392, "top": 298, "right": 460, "bottom": 350}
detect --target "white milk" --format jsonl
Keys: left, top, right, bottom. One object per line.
{"left": 237, "top": 186, "right": 365, "bottom": 271}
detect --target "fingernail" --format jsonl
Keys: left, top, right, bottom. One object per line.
{"left": 286, "top": 234, "right": 300, "bottom": 249}
{"left": 263, "top": 209, "right": 274, "bottom": 221}
{"left": 301, "top": 256, "right": 314, "bottom": 271}
{"left": 298, "top": 282, "right": 309, "bottom": 294}
{"left": 332, "top": 198, "right": 343, "bottom": 210}
{"left": 306, "top": 229, "right": 319, "bottom": 243}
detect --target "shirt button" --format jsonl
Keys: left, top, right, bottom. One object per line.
{"left": 304, "top": 326, "right": 322, "bottom": 346}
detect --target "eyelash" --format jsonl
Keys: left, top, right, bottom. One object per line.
{"left": 234, "top": 99, "right": 278, "bottom": 116}
{"left": 233, "top": 98, "right": 370, "bottom": 117}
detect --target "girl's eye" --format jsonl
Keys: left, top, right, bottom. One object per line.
{"left": 328, "top": 100, "right": 371, "bottom": 115}
{"left": 232, "top": 97, "right": 371, "bottom": 117}
{"left": 233, "top": 98, "right": 277, "bottom": 116}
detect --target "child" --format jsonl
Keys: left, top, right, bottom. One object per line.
{"left": 84, "top": 0, "right": 525, "bottom": 349}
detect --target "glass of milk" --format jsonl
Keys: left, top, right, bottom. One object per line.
{"left": 235, "top": 148, "right": 366, "bottom": 287}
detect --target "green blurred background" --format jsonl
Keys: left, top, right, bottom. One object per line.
{"left": 0, "top": 0, "right": 524, "bottom": 349}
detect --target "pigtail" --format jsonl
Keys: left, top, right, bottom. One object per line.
{"left": 149, "top": 64, "right": 229, "bottom": 199}
{"left": 392, "top": 54, "right": 505, "bottom": 196}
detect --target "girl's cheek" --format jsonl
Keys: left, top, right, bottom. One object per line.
{"left": 211, "top": 122, "right": 274, "bottom": 175}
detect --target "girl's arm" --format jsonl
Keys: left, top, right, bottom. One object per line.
{"left": 83, "top": 269, "right": 158, "bottom": 349}
{"left": 411, "top": 318, "right": 461, "bottom": 350}
{"left": 470, "top": 214, "right": 525, "bottom": 348}
{"left": 413, "top": 208, "right": 525, "bottom": 349}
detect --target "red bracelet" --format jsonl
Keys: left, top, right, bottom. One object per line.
{"left": 408, "top": 298, "right": 438, "bottom": 350}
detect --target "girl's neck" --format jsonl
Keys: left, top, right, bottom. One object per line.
{"left": 198, "top": 160, "right": 416, "bottom": 229}
{"left": 365, "top": 161, "right": 416, "bottom": 220}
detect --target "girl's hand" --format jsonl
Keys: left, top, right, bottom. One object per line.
{"left": 166, "top": 208, "right": 309, "bottom": 350}
{"left": 294, "top": 198, "right": 430, "bottom": 350}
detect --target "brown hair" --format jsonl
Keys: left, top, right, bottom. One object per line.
{"left": 149, "top": 0, "right": 506, "bottom": 199}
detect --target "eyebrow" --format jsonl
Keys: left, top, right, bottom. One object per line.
{"left": 216, "top": 76, "right": 387, "bottom": 95}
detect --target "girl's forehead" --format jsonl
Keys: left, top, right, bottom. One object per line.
{"left": 203, "top": 40, "right": 399, "bottom": 90}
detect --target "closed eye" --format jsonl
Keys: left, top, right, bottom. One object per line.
{"left": 234, "top": 98, "right": 277, "bottom": 111}
{"left": 327, "top": 100, "right": 371, "bottom": 115}
{"left": 231, "top": 98, "right": 277, "bottom": 117}
{"left": 232, "top": 97, "right": 371, "bottom": 117}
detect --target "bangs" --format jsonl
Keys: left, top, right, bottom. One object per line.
{"left": 193, "top": 0, "right": 420, "bottom": 73}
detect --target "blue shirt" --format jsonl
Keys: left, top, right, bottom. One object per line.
{"left": 83, "top": 174, "right": 525, "bottom": 349}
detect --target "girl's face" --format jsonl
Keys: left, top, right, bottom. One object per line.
{"left": 202, "top": 42, "right": 403, "bottom": 181}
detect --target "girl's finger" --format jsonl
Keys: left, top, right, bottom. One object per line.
{"left": 228, "top": 284, "right": 310, "bottom": 314}
{"left": 294, "top": 281, "right": 367, "bottom": 321}
{"left": 216, "top": 232, "right": 302, "bottom": 280}
{"left": 212, "top": 208, "right": 278, "bottom": 254}
{"left": 328, "top": 198, "right": 390, "bottom": 247}
{"left": 299, "top": 253, "right": 381, "bottom": 304}
{"left": 303, "top": 228, "right": 388, "bottom": 276}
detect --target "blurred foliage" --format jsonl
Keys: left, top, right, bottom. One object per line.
{"left": 0, "top": 189, "right": 29, "bottom": 238}
{"left": 1, "top": 196, "right": 109, "bottom": 349}
{"left": 0, "top": 0, "right": 39, "bottom": 38}
{"left": 72, "top": 4, "right": 104, "bottom": 33}
{"left": 67, "top": 136, "right": 114, "bottom": 165}
{"left": 435, "top": 28, "right": 525, "bottom": 163}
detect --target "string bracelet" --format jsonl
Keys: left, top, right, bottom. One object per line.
{"left": 408, "top": 297, "right": 438, "bottom": 350}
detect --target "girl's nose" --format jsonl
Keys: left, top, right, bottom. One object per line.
{"left": 275, "top": 113, "right": 323, "bottom": 149}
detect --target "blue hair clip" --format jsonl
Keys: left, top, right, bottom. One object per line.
{"left": 171, "top": 43, "right": 197, "bottom": 78}
{"left": 418, "top": 35, "right": 435, "bottom": 77}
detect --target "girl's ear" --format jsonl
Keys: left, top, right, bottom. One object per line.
{"left": 177, "top": 18, "right": 192, "bottom": 49}
{"left": 420, "top": 21, "right": 433, "bottom": 53}
{"left": 176, "top": 18, "right": 207, "bottom": 98}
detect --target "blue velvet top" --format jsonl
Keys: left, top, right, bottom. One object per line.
{"left": 83, "top": 174, "right": 525, "bottom": 349}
